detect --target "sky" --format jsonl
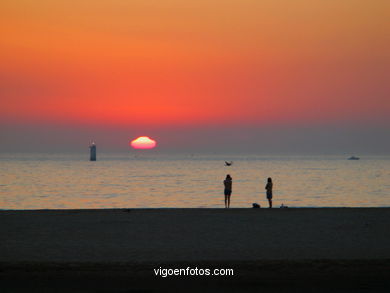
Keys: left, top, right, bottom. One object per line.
{"left": 0, "top": 0, "right": 389, "bottom": 154}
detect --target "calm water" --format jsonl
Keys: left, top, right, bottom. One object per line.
{"left": 0, "top": 153, "right": 389, "bottom": 209}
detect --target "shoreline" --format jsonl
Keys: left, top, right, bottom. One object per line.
{"left": 1, "top": 206, "right": 390, "bottom": 211}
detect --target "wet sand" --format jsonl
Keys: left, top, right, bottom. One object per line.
{"left": 1, "top": 208, "right": 390, "bottom": 292}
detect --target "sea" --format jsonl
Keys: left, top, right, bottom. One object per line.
{"left": 0, "top": 153, "right": 389, "bottom": 209}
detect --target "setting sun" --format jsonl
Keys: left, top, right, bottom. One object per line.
{"left": 130, "top": 136, "right": 157, "bottom": 149}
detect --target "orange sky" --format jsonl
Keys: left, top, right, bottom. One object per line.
{"left": 1, "top": 0, "right": 389, "bottom": 127}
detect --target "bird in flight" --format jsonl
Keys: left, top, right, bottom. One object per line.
{"left": 225, "top": 161, "right": 233, "bottom": 166}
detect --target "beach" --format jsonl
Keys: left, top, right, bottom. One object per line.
{"left": 1, "top": 208, "right": 390, "bottom": 292}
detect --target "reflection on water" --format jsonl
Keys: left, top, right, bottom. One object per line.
{"left": 0, "top": 153, "right": 389, "bottom": 209}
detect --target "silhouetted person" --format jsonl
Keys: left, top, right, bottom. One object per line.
{"left": 265, "top": 177, "right": 273, "bottom": 208}
{"left": 224, "top": 174, "right": 232, "bottom": 208}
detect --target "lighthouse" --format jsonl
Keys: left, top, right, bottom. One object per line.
{"left": 89, "top": 142, "right": 96, "bottom": 161}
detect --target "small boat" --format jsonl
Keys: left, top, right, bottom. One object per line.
{"left": 348, "top": 156, "right": 360, "bottom": 160}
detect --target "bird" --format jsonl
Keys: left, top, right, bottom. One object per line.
{"left": 225, "top": 161, "right": 233, "bottom": 166}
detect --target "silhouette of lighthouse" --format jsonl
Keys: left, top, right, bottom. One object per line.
{"left": 89, "top": 142, "right": 96, "bottom": 161}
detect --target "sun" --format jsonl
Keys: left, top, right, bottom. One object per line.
{"left": 130, "top": 136, "right": 157, "bottom": 149}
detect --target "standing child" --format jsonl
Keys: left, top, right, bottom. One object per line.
{"left": 224, "top": 175, "right": 232, "bottom": 208}
{"left": 265, "top": 177, "right": 273, "bottom": 208}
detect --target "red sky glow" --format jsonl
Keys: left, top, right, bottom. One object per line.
{"left": 0, "top": 1, "right": 389, "bottom": 153}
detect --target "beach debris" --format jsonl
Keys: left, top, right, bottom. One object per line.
{"left": 252, "top": 203, "right": 260, "bottom": 208}
{"left": 89, "top": 142, "right": 96, "bottom": 161}
{"left": 280, "top": 204, "right": 288, "bottom": 208}
{"left": 225, "top": 161, "right": 233, "bottom": 166}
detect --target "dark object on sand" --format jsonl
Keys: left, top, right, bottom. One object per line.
{"left": 252, "top": 203, "right": 260, "bottom": 208}
{"left": 89, "top": 142, "right": 96, "bottom": 161}
{"left": 348, "top": 156, "right": 360, "bottom": 160}
{"left": 225, "top": 161, "right": 233, "bottom": 166}
{"left": 280, "top": 204, "right": 288, "bottom": 208}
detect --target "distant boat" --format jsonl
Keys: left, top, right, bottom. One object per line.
{"left": 348, "top": 156, "right": 360, "bottom": 160}
{"left": 225, "top": 161, "right": 233, "bottom": 166}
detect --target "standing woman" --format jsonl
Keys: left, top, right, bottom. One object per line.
{"left": 224, "top": 175, "right": 232, "bottom": 208}
{"left": 265, "top": 177, "right": 273, "bottom": 208}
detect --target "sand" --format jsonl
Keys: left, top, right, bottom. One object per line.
{"left": 1, "top": 208, "right": 390, "bottom": 292}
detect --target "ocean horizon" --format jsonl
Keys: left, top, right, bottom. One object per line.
{"left": 1, "top": 153, "right": 389, "bottom": 209}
